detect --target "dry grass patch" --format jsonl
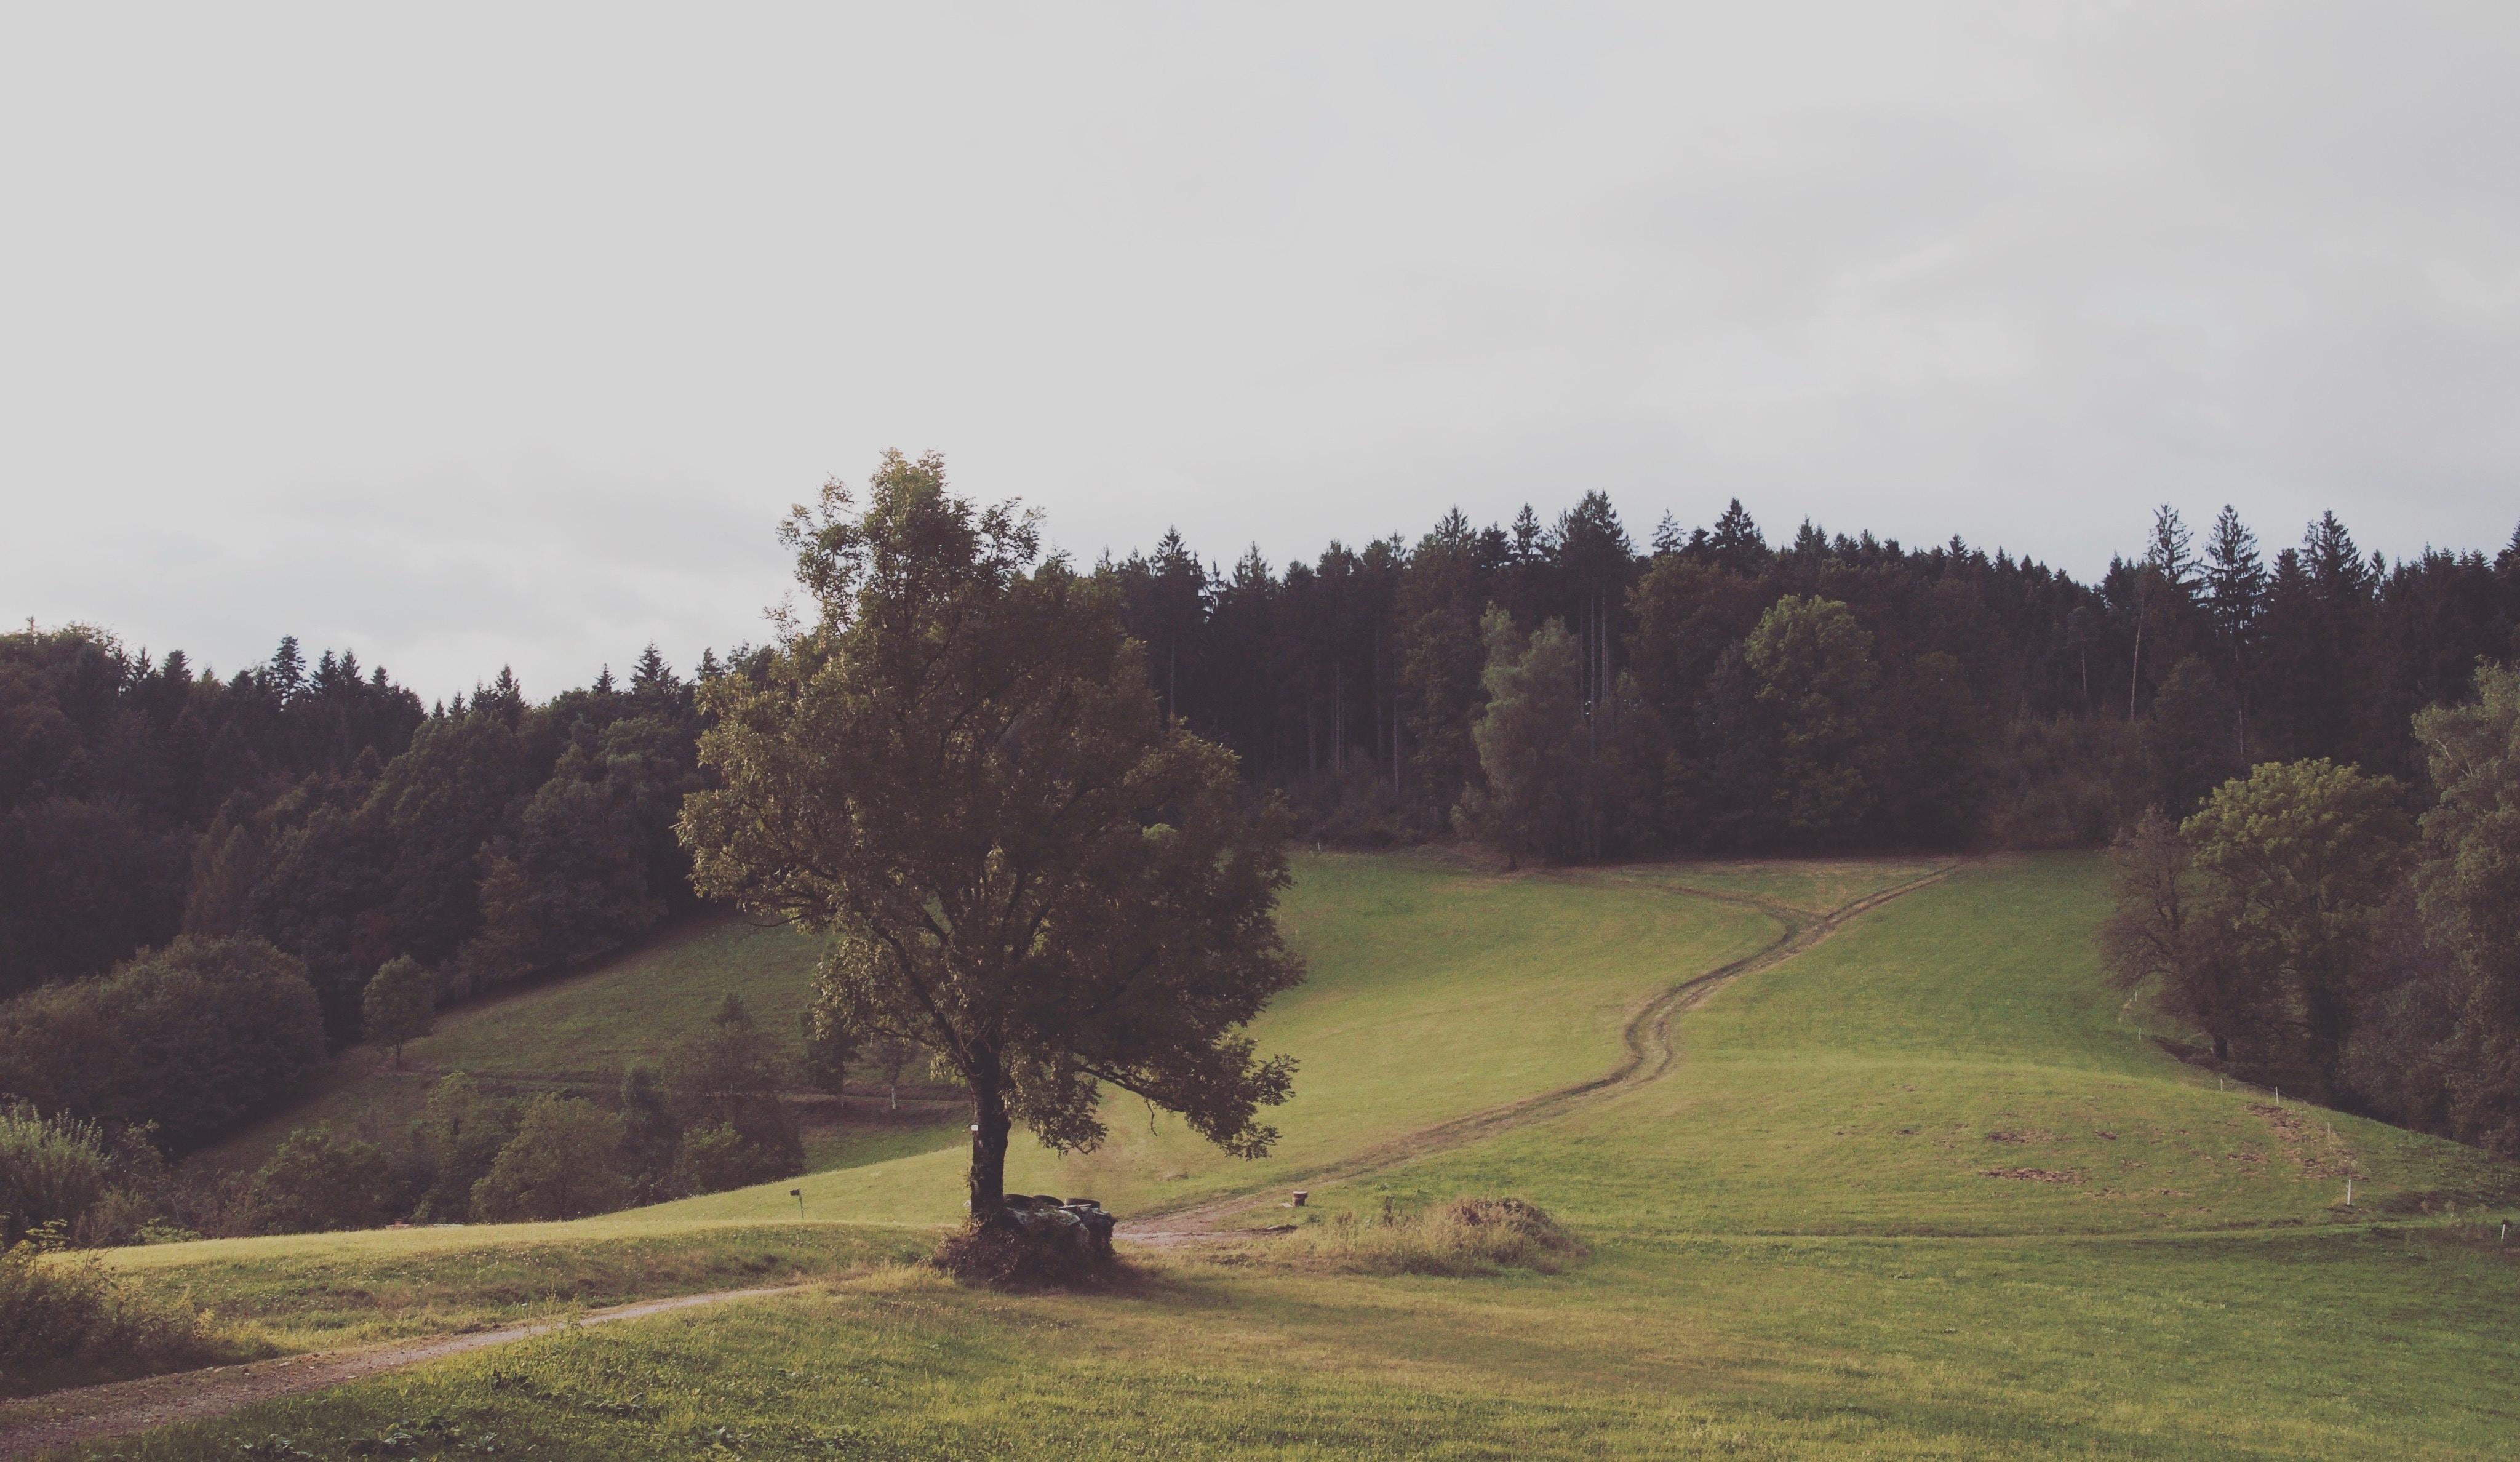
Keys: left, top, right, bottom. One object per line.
{"left": 1247, "top": 1196, "right": 1589, "bottom": 1277}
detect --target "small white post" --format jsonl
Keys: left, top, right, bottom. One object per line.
{"left": 2345, "top": 1179, "right": 2353, "bottom": 1207}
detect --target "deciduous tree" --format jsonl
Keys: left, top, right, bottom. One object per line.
{"left": 360, "top": 954, "right": 434, "bottom": 1068}
{"left": 679, "top": 453, "right": 1302, "bottom": 1218}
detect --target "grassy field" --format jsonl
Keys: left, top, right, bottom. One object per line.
{"left": 36, "top": 852, "right": 2520, "bottom": 1458}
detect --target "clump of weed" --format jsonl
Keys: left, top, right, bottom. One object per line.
{"left": 1258, "top": 1196, "right": 1588, "bottom": 1277}
{"left": 0, "top": 1224, "right": 262, "bottom": 1396}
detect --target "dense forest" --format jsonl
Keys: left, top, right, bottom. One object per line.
{"left": 4, "top": 490, "right": 2519, "bottom": 1188}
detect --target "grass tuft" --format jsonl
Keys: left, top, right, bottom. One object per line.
{"left": 1259, "top": 1195, "right": 1589, "bottom": 1277}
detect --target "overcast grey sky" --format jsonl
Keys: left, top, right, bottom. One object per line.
{"left": 6, "top": 4, "right": 2517, "bottom": 700}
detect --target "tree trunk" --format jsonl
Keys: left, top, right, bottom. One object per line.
{"left": 967, "top": 1069, "right": 1011, "bottom": 1219}
{"left": 2211, "top": 1033, "right": 2229, "bottom": 1062}
{"left": 1333, "top": 669, "right": 1344, "bottom": 773}
{"left": 2128, "top": 618, "right": 2144, "bottom": 722}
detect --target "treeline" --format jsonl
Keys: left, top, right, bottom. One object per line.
{"left": 0, "top": 631, "right": 711, "bottom": 1047}
{"left": 1110, "top": 498, "right": 2520, "bottom": 853}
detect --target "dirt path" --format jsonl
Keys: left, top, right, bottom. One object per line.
{"left": 1123, "top": 863, "right": 1958, "bottom": 1244}
{"left": 0, "top": 1286, "right": 802, "bottom": 1460}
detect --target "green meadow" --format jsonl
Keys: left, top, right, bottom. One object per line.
{"left": 39, "top": 853, "right": 2520, "bottom": 1458}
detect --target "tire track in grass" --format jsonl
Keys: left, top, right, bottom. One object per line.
{"left": 1123, "top": 863, "right": 1961, "bottom": 1244}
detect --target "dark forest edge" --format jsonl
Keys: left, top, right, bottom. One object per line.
{"left": 5, "top": 489, "right": 2520, "bottom": 1233}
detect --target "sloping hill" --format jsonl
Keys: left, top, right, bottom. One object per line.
{"left": 1367, "top": 853, "right": 2504, "bottom": 1235}
{"left": 191, "top": 914, "right": 959, "bottom": 1178}
{"left": 33, "top": 853, "right": 2520, "bottom": 1459}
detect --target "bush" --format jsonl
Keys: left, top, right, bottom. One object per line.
{"left": 412, "top": 1071, "right": 512, "bottom": 1223}
{"left": 0, "top": 1104, "right": 112, "bottom": 1244}
{"left": 1267, "top": 1196, "right": 1588, "bottom": 1277}
{"left": 666, "top": 994, "right": 803, "bottom": 1177}
{"left": 0, "top": 935, "right": 325, "bottom": 1154}
{"left": 470, "top": 1095, "right": 629, "bottom": 1222}
{"left": 0, "top": 1228, "right": 250, "bottom": 1395}
{"left": 250, "top": 1127, "right": 393, "bottom": 1234}
{"left": 669, "top": 1121, "right": 790, "bottom": 1197}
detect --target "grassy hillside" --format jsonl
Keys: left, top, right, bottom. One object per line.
{"left": 637, "top": 850, "right": 1805, "bottom": 1226}
{"left": 40, "top": 853, "right": 2520, "bottom": 1458}
{"left": 193, "top": 914, "right": 957, "bottom": 1176}
{"left": 1358, "top": 855, "right": 2503, "bottom": 1236}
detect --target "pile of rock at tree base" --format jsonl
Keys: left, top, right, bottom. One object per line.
{"left": 931, "top": 1194, "right": 1120, "bottom": 1288}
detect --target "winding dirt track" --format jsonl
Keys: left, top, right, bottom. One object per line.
{"left": 0, "top": 862, "right": 1953, "bottom": 1457}
{"left": 1123, "top": 863, "right": 1956, "bottom": 1244}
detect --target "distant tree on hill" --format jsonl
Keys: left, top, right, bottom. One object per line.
{"left": 1455, "top": 609, "right": 1589, "bottom": 868}
{"left": 680, "top": 452, "right": 1303, "bottom": 1220}
{"left": 799, "top": 1004, "right": 855, "bottom": 1096}
{"left": 413, "top": 1071, "right": 511, "bottom": 1222}
{"left": 869, "top": 1035, "right": 924, "bottom": 1113}
{"left": 250, "top": 1126, "right": 391, "bottom": 1234}
{"left": 2408, "top": 663, "right": 2520, "bottom": 1153}
{"left": 2100, "top": 809, "right": 2250, "bottom": 1061}
{"left": 469, "top": 1095, "right": 628, "bottom": 1221}
{"left": 666, "top": 994, "right": 802, "bottom": 1180}
{"left": 2182, "top": 759, "right": 2412, "bottom": 1085}
{"left": 361, "top": 954, "right": 434, "bottom": 1068}
{"left": 616, "top": 1066, "right": 682, "bottom": 1202}
{"left": 1745, "top": 596, "right": 1876, "bottom": 840}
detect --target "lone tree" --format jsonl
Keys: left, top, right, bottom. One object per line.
{"left": 679, "top": 452, "right": 1302, "bottom": 1220}
{"left": 361, "top": 954, "right": 436, "bottom": 1069}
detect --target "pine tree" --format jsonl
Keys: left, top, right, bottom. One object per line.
{"left": 2204, "top": 506, "right": 2265, "bottom": 646}
{"left": 268, "top": 636, "right": 306, "bottom": 700}
{"left": 2203, "top": 505, "right": 2265, "bottom": 760}
{"left": 1709, "top": 498, "right": 1768, "bottom": 573}
{"left": 631, "top": 644, "right": 673, "bottom": 697}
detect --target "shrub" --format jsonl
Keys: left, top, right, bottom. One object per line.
{"left": 1266, "top": 1196, "right": 1588, "bottom": 1277}
{"left": 0, "top": 935, "right": 325, "bottom": 1154}
{"left": 412, "top": 1071, "right": 512, "bottom": 1223}
{"left": 666, "top": 994, "right": 803, "bottom": 1177}
{"left": 0, "top": 1104, "right": 112, "bottom": 1243}
{"left": 250, "top": 1127, "right": 393, "bottom": 1234}
{"left": 470, "top": 1095, "right": 629, "bottom": 1222}
{"left": 618, "top": 1066, "right": 682, "bottom": 1203}
{"left": 0, "top": 1228, "right": 251, "bottom": 1395}
{"left": 668, "top": 1121, "right": 790, "bottom": 1197}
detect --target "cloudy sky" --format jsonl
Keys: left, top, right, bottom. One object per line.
{"left": 6, "top": 4, "right": 2516, "bottom": 700}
